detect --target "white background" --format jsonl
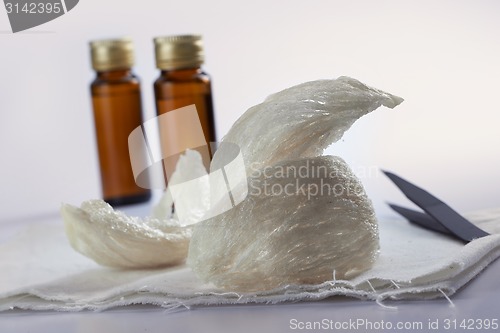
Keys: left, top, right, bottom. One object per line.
{"left": 1, "top": 0, "right": 499, "bottom": 223}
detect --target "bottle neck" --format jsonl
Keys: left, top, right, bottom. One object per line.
{"left": 96, "top": 68, "right": 133, "bottom": 80}
{"left": 159, "top": 67, "right": 203, "bottom": 79}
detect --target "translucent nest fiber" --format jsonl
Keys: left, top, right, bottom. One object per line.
{"left": 187, "top": 76, "right": 403, "bottom": 291}
{"left": 61, "top": 200, "right": 192, "bottom": 268}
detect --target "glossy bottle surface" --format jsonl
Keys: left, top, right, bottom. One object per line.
{"left": 91, "top": 69, "right": 151, "bottom": 206}
{"left": 154, "top": 67, "right": 216, "bottom": 177}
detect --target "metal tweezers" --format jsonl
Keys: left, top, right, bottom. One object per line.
{"left": 383, "top": 171, "right": 490, "bottom": 243}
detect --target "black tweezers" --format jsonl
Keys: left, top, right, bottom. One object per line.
{"left": 383, "top": 171, "right": 489, "bottom": 243}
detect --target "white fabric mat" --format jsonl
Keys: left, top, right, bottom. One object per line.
{"left": 1, "top": 209, "right": 500, "bottom": 311}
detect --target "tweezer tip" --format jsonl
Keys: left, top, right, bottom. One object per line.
{"left": 387, "top": 202, "right": 406, "bottom": 213}
{"left": 381, "top": 169, "right": 396, "bottom": 178}
{"left": 386, "top": 202, "right": 397, "bottom": 208}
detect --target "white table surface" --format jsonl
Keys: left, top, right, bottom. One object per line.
{"left": 1, "top": 203, "right": 499, "bottom": 333}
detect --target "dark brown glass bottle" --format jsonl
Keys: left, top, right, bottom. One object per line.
{"left": 90, "top": 38, "right": 151, "bottom": 206}
{"left": 153, "top": 35, "right": 216, "bottom": 178}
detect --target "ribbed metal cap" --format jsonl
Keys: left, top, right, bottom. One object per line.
{"left": 154, "top": 35, "right": 204, "bottom": 70}
{"left": 90, "top": 38, "right": 134, "bottom": 71}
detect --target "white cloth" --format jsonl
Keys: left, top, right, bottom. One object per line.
{"left": 1, "top": 209, "right": 500, "bottom": 311}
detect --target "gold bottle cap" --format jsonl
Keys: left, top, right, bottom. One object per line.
{"left": 154, "top": 35, "right": 204, "bottom": 71}
{"left": 90, "top": 38, "right": 135, "bottom": 72}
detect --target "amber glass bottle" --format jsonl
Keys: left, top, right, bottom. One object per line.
{"left": 90, "top": 38, "right": 151, "bottom": 206}
{"left": 153, "top": 35, "right": 216, "bottom": 178}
